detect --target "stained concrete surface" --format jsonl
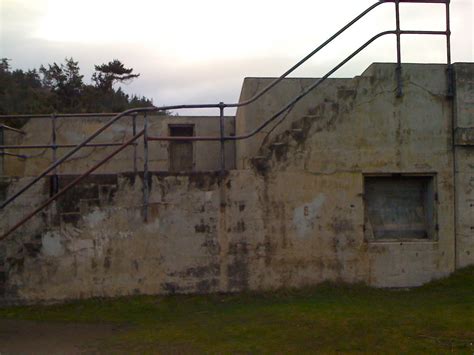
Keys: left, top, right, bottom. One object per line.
{"left": 0, "top": 62, "right": 473, "bottom": 303}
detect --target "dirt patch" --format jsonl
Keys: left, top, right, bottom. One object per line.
{"left": 0, "top": 319, "right": 126, "bottom": 354}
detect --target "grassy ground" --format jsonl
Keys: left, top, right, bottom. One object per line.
{"left": 1, "top": 267, "right": 473, "bottom": 354}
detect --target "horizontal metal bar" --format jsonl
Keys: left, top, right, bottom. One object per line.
{"left": 0, "top": 124, "right": 26, "bottom": 134}
{"left": 1, "top": 129, "right": 145, "bottom": 240}
{"left": 0, "top": 113, "right": 127, "bottom": 119}
{"left": 148, "top": 136, "right": 223, "bottom": 142}
{"left": 0, "top": 152, "right": 27, "bottom": 159}
{"left": 0, "top": 105, "right": 222, "bottom": 119}
{"left": 380, "top": 0, "right": 448, "bottom": 3}
{"left": 400, "top": 30, "right": 448, "bottom": 35}
{"left": 0, "top": 142, "right": 138, "bottom": 149}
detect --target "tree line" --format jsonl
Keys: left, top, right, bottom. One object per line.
{"left": 0, "top": 58, "right": 153, "bottom": 115}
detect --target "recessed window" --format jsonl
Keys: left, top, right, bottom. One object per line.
{"left": 364, "top": 175, "right": 437, "bottom": 240}
{"left": 169, "top": 125, "right": 194, "bottom": 172}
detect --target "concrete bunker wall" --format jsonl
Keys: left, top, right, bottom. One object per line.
{"left": 0, "top": 62, "right": 473, "bottom": 303}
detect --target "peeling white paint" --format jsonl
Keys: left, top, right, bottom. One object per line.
{"left": 293, "top": 194, "right": 325, "bottom": 238}
{"left": 205, "top": 191, "right": 214, "bottom": 202}
{"left": 42, "top": 231, "right": 65, "bottom": 257}
{"left": 83, "top": 209, "right": 107, "bottom": 227}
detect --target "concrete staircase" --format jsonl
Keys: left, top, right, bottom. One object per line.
{"left": 53, "top": 175, "right": 118, "bottom": 227}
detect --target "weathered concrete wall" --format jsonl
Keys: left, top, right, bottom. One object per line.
{"left": 236, "top": 63, "right": 458, "bottom": 287}
{"left": 453, "top": 63, "right": 474, "bottom": 268}
{"left": 1, "top": 173, "right": 225, "bottom": 301}
{"left": 2, "top": 114, "right": 235, "bottom": 177}
{"left": 0, "top": 62, "right": 473, "bottom": 303}
{"left": 0, "top": 171, "right": 368, "bottom": 302}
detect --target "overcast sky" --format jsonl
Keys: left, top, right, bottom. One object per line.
{"left": 1, "top": 0, "right": 473, "bottom": 115}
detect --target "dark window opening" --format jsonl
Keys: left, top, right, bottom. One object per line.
{"left": 169, "top": 125, "right": 194, "bottom": 172}
{"left": 364, "top": 175, "right": 436, "bottom": 240}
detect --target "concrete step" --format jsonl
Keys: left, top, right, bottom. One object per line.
{"left": 53, "top": 174, "right": 119, "bottom": 226}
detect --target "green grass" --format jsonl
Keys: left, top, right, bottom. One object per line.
{"left": 1, "top": 267, "right": 473, "bottom": 353}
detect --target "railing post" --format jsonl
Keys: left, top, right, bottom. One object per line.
{"left": 395, "top": 0, "right": 403, "bottom": 97}
{"left": 0, "top": 125, "right": 4, "bottom": 176}
{"left": 132, "top": 113, "right": 137, "bottom": 173}
{"left": 445, "top": 0, "right": 453, "bottom": 97}
{"left": 219, "top": 102, "right": 226, "bottom": 174}
{"left": 142, "top": 113, "right": 149, "bottom": 222}
{"left": 51, "top": 114, "right": 59, "bottom": 194}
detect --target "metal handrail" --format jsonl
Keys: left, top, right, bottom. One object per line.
{"left": 0, "top": 113, "right": 130, "bottom": 119}
{"left": 0, "top": 0, "right": 451, "bottom": 238}
{"left": 148, "top": 30, "right": 448, "bottom": 142}
{"left": 0, "top": 0, "right": 450, "bottom": 119}
{"left": 0, "top": 107, "right": 156, "bottom": 210}
{"left": 0, "top": 124, "right": 26, "bottom": 135}
{"left": 0, "top": 129, "right": 145, "bottom": 240}
{"left": 0, "top": 0, "right": 390, "bottom": 208}
{"left": 0, "top": 143, "right": 138, "bottom": 149}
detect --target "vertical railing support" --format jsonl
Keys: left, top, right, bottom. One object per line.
{"left": 51, "top": 114, "right": 59, "bottom": 194}
{"left": 0, "top": 125, "right": 4, "bottom": 176}
{"left": 132, "top": 113, "right": 137, "bottom": 173}
{"left": 445, "top": 0, "right": 452, "bottom": 67}
{"left": 219, "top": 102, "right": 226, "bottom": 174}
{"left": 395, "top": 0, "right": 403, "bottom": 97}
{"left": 445, "top": 0, "right": 453, "bottom": 97}
{"left": 142, "top": 113, "right": 149, "bottom": 222}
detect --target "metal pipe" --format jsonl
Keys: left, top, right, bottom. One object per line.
{"left": 51, "top": 114, "right": 59, "bottom": 194}
{"left": 149, "top": 31, "right": 397, "bottom": 143}
{"left": 395, "top": 0, "right": 403, "bottom": 97}
{"left": 219, "top": 103, "right": 225, "bottom": 173}
{"left": 143, "top": 113, "right": 149, "bottom": 222}
{"left": 0, "top": 124, "right": 26, "bottom": 135}
{"left": 0, "top": 113, "right": 131, "bottom": 119}
{"left": 0, "top": 126, "right": 3, "bottom": 174}
{"left": 445, "top": 1, "right": 451, "bottom": 65}
{"left": 148, "top": 136, "right": 226, "bottom": 142}
{"left": 147, "top": 29, "right": 451, "bottom": 146}
{"left": 384, "top": 0, "right": 448, "bottom": 3}
{"left": 445, "top": 1, "right": 453, "bottom": 97}
{"left": 228, "top": 0, "right": 447, "bottom": 108}
{"left": 0, "top": 152, "right": 27, "bottom": 159}
{"left": 0, "top": 1, "right": 448, "bottom": 121}
{"left": 0, "top": 129, "right": 145, "bottom": 240}
{"left": 132, "top": 114, "right": 137, "bottom": 174}
{"left": 231, "top": 1, "right": 385, "bottom": 108}
{"left": 2, "top": 0, "right": 439, "bottom": 118}
{"left": 0, "top": 143, "right": 138, "bottom": 149}
{"left": 399, "top": 30, "right": 448, "bottom": 35}
{"left": 0, "top": 107, "right": 157, "bottom": 210}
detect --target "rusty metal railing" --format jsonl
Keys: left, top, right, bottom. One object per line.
{"left": 0, "top": 130, "right": 145, "bottom": 240}
{"left": 0, "top": 0, "right": 452, "bottom": 239}
{"left": 0, "top": 125, "right": 26, "bottom": 160}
